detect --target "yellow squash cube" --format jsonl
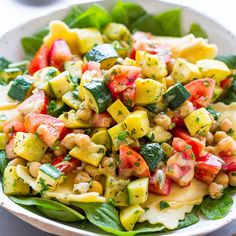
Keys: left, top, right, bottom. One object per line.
{"left": 91, "top": 128, "right": 112, "bottom": 150}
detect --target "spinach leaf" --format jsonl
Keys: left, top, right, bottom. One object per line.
{"left": 206, "top": 106, "right": 221, "bottom": 120}
{"left": 176, "top": 208, "right": 199, "bottom": 229}
{"left": 216, "top": 55, "right": 236, "bottom": 69}
{"left": 224, "top": 186, "right": 236, "bottom": 195}
{"left": 10, "top": 197, "right": 85, "bottom": 222}
{"left": 0, "top": 57, "right": 10, "bottom": 71}
{"left": 34, "top": 27, "right": 49, "bottom": 40}
{"left": 21, "top": 37, "right": 43, "bottom": 58}
{"left": 63, "top": 6, "right": 82, "bottom": 28}
{"left": 0, "top": 151, "right": 8, "bottom": 175}
{"left": 189, "top": 23, "right": 208, "bottom": 38}
{"left": 200, "top": 195, "right": 233, "bottom": 220}
{"left": 219, "top": 75, "right": 236, "bottom": 104}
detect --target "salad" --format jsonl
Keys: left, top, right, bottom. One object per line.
{"left": 1, "top": 1, "right": 236, "bottom": 235}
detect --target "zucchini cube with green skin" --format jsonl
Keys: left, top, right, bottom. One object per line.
{"left": 135, "top": 78, "right": 164, "bottom": 105}
{"left": 76, "top": 28, "right": 103, "bottom": 54}
{"left": 147, "top": 126, "right": 172, "bottom": 143}
{"left": 123, "top": 110, "right": 150, "bottom": 138}
{"left": 86, "top": 44, "right": 118, "bottom": 69}
{"left": 46, "top": 100, "right": 68, "bottom": 117}
{"left": 120, "top": 204, "right": 145, "bottom": 231}
{"left": 14, "top": 132, "right": 47, "bottom": 162}
{"left": 0, "top": 68, "right": 23, "bottom": 83}
{"left": 184, "top": 108, "right": 212, "bottom": 136}
{"left": 163, "top": 83, "right": 191, "bottom": 110}
{"left": 49, "top": 71, "right": 74, "bottom": 98}
{"left": 3, "top": 166, "right": 30, "bottom": 196}
{"left": 104, "top": 175, "right": 129, "bottom": 206}
{"left": 212, "top": 86, "right": 223, "bottom": 102}
{"left": 37, "top": 164, "right": 64, "bottom": 191}
{"left": 111, "top": 40, "right": 129, "bottom": 58}
{"left": 128, "top": 178, "right": 149, "bottom": 205}
{"left": 91, "top": 128, "right": 112, "bottom": 150}
{"left": 108, "top": 123, "right": 134, "bottom": 151}
{"left": 107, "top": 99, "right": 130, "bottom": 123}
{"left": 69, "top": 142, "right": 106, "bottom": 167}
{"left": 62, "top": 90, "right": 81, "bottom": 110}
{"left": 8, "top": 75, "right": 33, "bottom": 101}
{"left": 83, "top": 79, "right": 113, "bottom": 113}
{"left": 171, "top": 58, "right": 202, "bottom": 83}
{"left": 0, "top": 133, "right": 8, "bottom": 150}
{"left": 135, "top": 51, "right": 168, "bottom": 80}
{"left": 64, "top": 60, "right": 83, "bottom": 81}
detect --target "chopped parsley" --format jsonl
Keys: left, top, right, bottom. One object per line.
{"left": 227, "top": 128, "right": 234, "bottom": 137}
{"left": 159, "top": 201, "right": 170, "bottom": 210}
{"left": 117, "top": 130, "right": 128, "bottom": 141}
{"left": 64, "top": 155, "right": 72, "bottom": 161}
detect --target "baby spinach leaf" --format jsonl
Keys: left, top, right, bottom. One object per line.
{"left": 206, "top": 106, "right": 221, "bottom": 120}
{"left": 0, "top": 151, "right": 8, "bottom": 175}
{"left": 176, "top": 208, "right": 199, "bottom": 229}
{"left": 63, "top": 6, "right": 82, "bottom": 28}
{"left": 200, "top": 195, "right": 233, "bottom": 220}
{"left": 21, "top": 37, "right": 43, "bottom": 58}
{"left": 219, "top": 75, "right": 236, "bottom": 104}
{"left": 10, "top": 197, "right": 85, "bottom": 222}
{"left": 224, "top": 186, "right": 236, "bottom": 195}
{"left": 216, "top": 55, "right": 236, "bottom": 69}
{"left": 189, "top": 23, "right": 208, "bottom": 38}
{"left": 0, "top": 57, "right": 10, "bottom": 71}
{"left": 34, "top": 27, "right": 49, "bottom": 40}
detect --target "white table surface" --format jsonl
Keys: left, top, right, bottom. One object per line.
{"left": 0, "top": 0, "right": 236, "bottom": 235}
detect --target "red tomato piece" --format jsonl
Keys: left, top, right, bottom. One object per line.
{"left": 92, "top": 112, "right": 113, "bottom": 128}
{"left": 220, "top": 77, "right": 233, "bottom": 90}
{"left": 185, "top": 79, "right": 215, "bottom": 108}
{"left": 28, "top": 45, "right": 49, "bottom": 75}
{"left": 195, "top": 153, "right": 222, "bottom": 184}
{"left": 49, "top": 39, "right": 72, "bottom": 71}
{"left": 119, "top": 145, "right": 150, "bottom": 178}
{"left": 121, "top": 84, "right": 136, "bottom": 108}
{"left": 82, "top": 61, "right": 101, "bottom": 74}
{"left": 3, "top": 120, "right": 26, "bottom": 139}
{"left": 221, "top": 156, "right": 236, "bottom": 171}
{"left": 52, "top": 156, "right": 81, "bottom": 173}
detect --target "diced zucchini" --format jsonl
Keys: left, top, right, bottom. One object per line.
{"left": 14, "top": 132, "right": 47, "bottom": 162}
{"left": 145, "top": 101, "right": 166, "bottom": 114}
{"left": 111, "top": 40, "right": 129, "bottom": 58}
{"left": 212, "top": 86, "right": 223, "bottom": 102}
{"left": 163, "top": 83, "right": 191, "bottom": 110}
{"left": 120, "top": 204, "right": 144, "bottom": 231}
{"left": 86, "top": 44, "right": 118, "bottom": 69}
{"left": 69, "top": 143, "right": 106, "bottom": 167}
{"left": 197, "top": 59, "right": 231, "bottom": 83}
{"left": 123, "top": 110, "right": 150, "bottom": 138}
{"left": 184, "top": 108, "right": 212, "bottom": 136}
{"left": 83, "top": 79, "right": 113, "bottom": 113}
{"left": 0, "top": 133, "right": 8, "bottom": 150}
{"left": 8, "top": 60, "right": 30, "bottom": 70}
{"left": 91, "top": 128, "right": 111, "bottom": 150}
{"left": 76, "top": 28, "right": 103, "bottom": 54}
{"left": 171, "top": 58, "right": 202, "bottom": 83}
{"left": 147, "top": 126, "right": 172, "bottom": 143}
{"left": 135, "top": 78, "right": 164, "bottom": 105}
{"left": 64, "top": 60, "right": 83, "bottom": 82}
{"left": 123, "top": 58, "right": 137, "bottom": 66}
{"left": 47, "top": 100, "right": 68, "bottom": 117}
{"left": 3, "top": 166, "right": 30, "bottom": 196}
{"left": 135, "top": 51, "right": 168, "bottom": 80}
{"left": 102, "top": 23, "right": 130, "bottom": 42}
{"left": 37, "top": 163, "right": 64, "bottom": 191}
{"left": 140, "top": 143, "right": 166, "bottom": 172}
{"left": 58, "top": 110, "right": 91, "bottom": 129}
{"left": 0, "top": 68, "right": 23, "bottom": 83}
{"left": 104, "top": 175, "right": 129, "bottom": 206}
{"left": 107, "top": 99, "right": 130, "bottom": 123}
{"left": 62, "top": 90, "right": 81, "bottom": 110}
{"left": 8, "top": 75, "right": 33, "bottom": 101}
{"left": 49, "top": 71, "right": 74, "bottom": 98}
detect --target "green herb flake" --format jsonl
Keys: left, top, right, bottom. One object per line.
{"left": 159, "top": 201, "right": 170, "bottom": 210}
{"left": 117, "top": 130, "right": 128, "bottom": 141}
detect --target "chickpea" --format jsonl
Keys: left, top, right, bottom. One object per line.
{"left": 166, "top": 58, "right": 176, "bottom": 74}
{"left": 228, "top": 172, "right": 236, "bottom": 186}
{"left": 210, "top": 120, "right": 219, "bottom": 133}
{"left": 53, "top": 144, "right": 67, "bottom": 156}
{"left": 205, "top": 146, "right": 214, "bottom": 153}
{"left": 40, "top": 153, "right": 52, "bottom": 164}
{"left": 77, "top": 102, "right": 92, "bottom": 121}
{"left": 88, "top": 180, "right": 103, "bottom": 195}
{"left": 214, "top": 131, "right": 227, "bottom": 143}
{"left": 28, "top": 162, "right": 41, "bottom": 178}
{"left": 206, "top": 132, "right": 214, "bottom": 146}
{"left": 84, "top": 164, "right": 101, "bottom": 178}
{"left": 74, "top": 134, "right": 91, "bottom": 147}
{"left": 74, "top": 182, "right": 90, "bottom": 194}
{"left": 217, "top": 136, "right": 236, "bottom": 154}
{"left": 179, "top": 101, "right": 194, "bottom": 118}
{"left": 74, "top": 171, "right": 91, "bottom": 184}
{"left": 133, "top": 106, "right": 149, "bottom": 112}
{"left": 208, "top": 182, "right": 224, "bottom": 199}
{"left": 101, "top": 157, "right": 117, "bottom": 176}
{"left": 215, "top": 172, "right": 229, "bottom": 188}
{"left": 220, "top": 119, "right": 233, "bottom": 133}
{"left": 61, "top": 133, "right": 76, "bottom": 150}
{"left": 153, "top": 114, "right": 172, "bottom": 130}
{"left": 7, "top": 157, "right": 26, "bottom": 167}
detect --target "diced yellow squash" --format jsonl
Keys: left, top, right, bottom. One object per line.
{"left": 14, "top": 132, "right": 47, "bottom": 162}
{"left": 0, "top": 85, "right": 19, "bottom": 110}
{"left": 107, "top": 99, "right": 130, "bottom": 123}
{"left": 135, "top": 78, "right": 164, "bottom": 105}
{"left": 123, "top": 110, "right": 150, "bottom": 138}
{"left": 91, "top": 128, "right": 112, "bottom": 150}
{"left": 171, "top": 58, "right": 201, "bottom": 83}
{"left": 108, "top": 123, "right": 134, "bottom": 151}
{"left": 3, "top": 166, "right": 30, "bottom": 196}
{"left": 62, "top": 91, "right": 81, "bottom": 110}
{"left": 197, "top": 59, "right": 231, "bottom": 83}
{"left": 123, "top": 57, "right": 137, "bottom": 66}
{"left": 120, "top": 204, "right": 145, "bottom": 231}
{"left": 184, "top": 108, "right": 212, "bottom": 136}
{"left": 147, "top": 126, "right": 172, "bottom": 142}
{"left": 212, "top": 86, "right": 223, "bottom": 102}
{"left": 135, "top": 51, "right": 168, "bottom": 80}
{"left": 0, "top": 133, "right": 8, "bottom": 150}
{"left": 69, "top": 143, "right": 106, "bottom": 167}
{"left": 58, "top": 110, "right": 91, "bottom": 129}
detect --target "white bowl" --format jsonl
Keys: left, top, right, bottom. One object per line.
{"left": 1, "top": 0, "right": 236, "bottom": 235}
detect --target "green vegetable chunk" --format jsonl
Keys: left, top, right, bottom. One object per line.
{"left": 189, "top": 23, "right": 208, "bottom": 38}
{"left": 0, "top": 151, "right": 8, "bottom": 175}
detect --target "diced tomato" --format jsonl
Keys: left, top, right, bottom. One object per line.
{"left": 173, "top": 128, "right": 205, "bottom": 157}
{"left": 49, "top": 39, "right": 72, "bottom": 71}
{"left": 195, "top": 153, "right": 222, "bottom": 184}
{"left": 28, "top": 44, "right": 49, "bottom": 75}
{"left": 82, "top": 61, "right": 101, "bottom": 74}
{"left": 5, "top": 139, "right": 18, "bottom": 159}
{"left": 220, "top": 77, "right": 233, "bottom": 89}
{"left": 92, "top": 112, "right": 113, "bottom": 128}
{"left": 17, "top": 90, "right": 48, "bottom": 115}
{"left": 121, "top": 84, "right": 136, "bottom": 108}
{"left": 171, "top": 114, "right": 185, "bottom": 128}
{"left": 3, "top": 120, "right": 26, "bottom": 139}
{"left": 119, "top": 145, "right": 150, "bottom": 178}
{"left": 52, "top": 156, "right": 81, "bottom": 173}
{"left": 221, "top": 156, "right": 236, "bottom": 171}
{"left": 185, "top": 79, "right": 215, "bottom": 108}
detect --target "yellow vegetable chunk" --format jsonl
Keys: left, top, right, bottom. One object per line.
{"left": 197, "top": 59, "right": 231, "bottom": 83}
{"left": 107, "top": 99, "right": 130, "bottom": 123}
{"left": 147, "top": 126, "right": 172, "bottom": 143}
{"left": 123, "top": 58, "right": 137, "bottom": 66}
{"left": 171, "top": 58, "right": 201, "bottom": 83}
{"left": 14, "top": 132, "right": 47, "bottom": 162}
{"left": 62, "top": 91, "right": 81, "bottom": 110}
{"left": 135, "top": 78, "right": 164, "bottom": 105}
{"left": 0, "top": 84, "right": 19, "bottom": 110}
{"left": 184, "top": 108, "right": 212, "bottom": 136}
{"left": 69, "top": 143, "right": 106, "bottom": 167}
{"left": 212, "top": 86, "right": 223, "bottom": 102}
{"left": 91, "top": 128, "right": 111, "bottom": 150}
{"left": 135, "top": 51, "right": 168, "bottom": 80}
{"left": 3, "top": 166, "right": 30, "bottom": 196}
{"left": 0, "top": 133, "right": 8, "bottom": 150}
{"left": 123, "top": 110, "right": 150, "bottom": 138}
